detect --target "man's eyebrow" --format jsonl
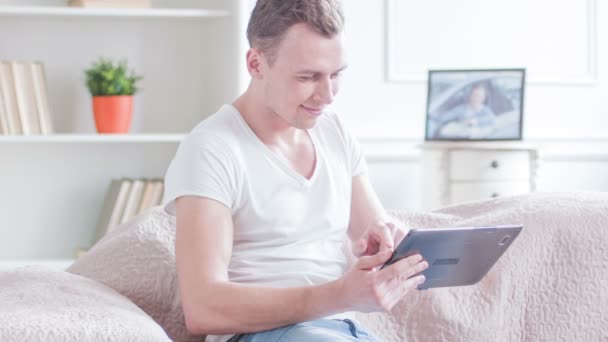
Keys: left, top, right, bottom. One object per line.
{"left": 296, "top": 65, "right": 349, "bottom": 74}
{"left": 332, "top": 65, "right": 348, "bottom": 74}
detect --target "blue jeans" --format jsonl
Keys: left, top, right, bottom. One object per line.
{"left": 226, "top": 319, "right": 380, "bottom": 341}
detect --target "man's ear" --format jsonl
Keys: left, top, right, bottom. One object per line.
{"left": 246, "top": 48, "right": 265, "bottom": 80}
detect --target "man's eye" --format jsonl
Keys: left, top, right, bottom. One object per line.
{"left": 298, "top": 76, "right": 314, "bottom": 82}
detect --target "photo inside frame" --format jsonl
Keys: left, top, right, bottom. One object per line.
{"left": 425, "top": 69, "right": 526, "bottom": 141}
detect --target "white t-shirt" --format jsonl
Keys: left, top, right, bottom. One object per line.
{"left": 163, "top": 104, "right": 367, "bottom": 342}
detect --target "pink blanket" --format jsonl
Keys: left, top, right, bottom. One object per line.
{"left": 62, "top": 191, "right": 608, "bottom": 341}
{"left": 356, "top": 191, "right": 608, "bottom": 341}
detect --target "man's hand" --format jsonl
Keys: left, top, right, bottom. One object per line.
{"left": 336, "top": 250, "right": 428, "bottom": 313}
{"left": 353, "top": 219, "right": 409, "bottom": 257}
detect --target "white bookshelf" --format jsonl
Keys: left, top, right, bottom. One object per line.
{"left": 0, "top": 5, "right": 230, "bottom": 18}
{"left": 0, "top": 0, "right": 249, "bottom": 261}
{"left": 0, "top": 133, "right": 186, "bottom": 143}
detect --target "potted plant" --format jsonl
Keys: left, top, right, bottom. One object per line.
{"left": 85, "top": 57, "right": 142, "bottom": 133}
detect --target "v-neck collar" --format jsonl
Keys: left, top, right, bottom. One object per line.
{"left": 227, "top": 104, "right": 322, "bottom": 187}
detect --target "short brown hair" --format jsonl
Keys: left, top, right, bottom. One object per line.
{"left": 247, "top": 0, "right": 344, "bottom": 65}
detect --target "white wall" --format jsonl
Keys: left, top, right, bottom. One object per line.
{"left": 335, "top": 0, "right": 607, "bottom": 139}
{"left": 328, "top": 0, "right": 608, "bottom": 210}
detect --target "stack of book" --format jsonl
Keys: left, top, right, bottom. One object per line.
{"left": 91, "top": 178, "right": 164, "bottom": 248}
{"left": 68, "top": 0, "right": 151, "bottom": 8}
{"left": 0, "top": 61, "right": 54, "bottom": 135}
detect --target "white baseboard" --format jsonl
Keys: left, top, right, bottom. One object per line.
{"left": 360, "top": 138, "right": 608, "bottom": 162}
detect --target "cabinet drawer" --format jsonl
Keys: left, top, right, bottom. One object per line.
{"left": 449, "top": 150, "right": 530, "bottom": 181}
{"left": 450, "top": 181, "right": 530, "bottom": 204}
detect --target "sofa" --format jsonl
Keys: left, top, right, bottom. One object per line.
{"left": 1, "top": 192, "right": 607, "bottom": 341}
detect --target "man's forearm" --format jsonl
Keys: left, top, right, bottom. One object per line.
{"left": 190, "top": 278, "right": 347, "bottom": 335}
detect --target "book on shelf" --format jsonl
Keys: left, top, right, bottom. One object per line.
{"left": 137, "top": 179, "right": 155, "bottom": 215}
{"left": 88, "top": 178, "right": 165, "bottom": 252}
{"left": 93, "top": 178, "right": 130, "bottom": 244}
{"left": 0, "top": 60, "right": 53, "bottom": 136}
{"left": 0, "top": 79, "right": 7, "bottom": 134}
{"left": 67, "top": 0, "right": 151, "bottom": 9}
{"left": 138, "top": 178, "right": 165, "bottom": 215}
{"left": 120, "top": 178, "right": 145, "bottom": 224}
{"left": 149, "top": 179, "right": 165, "bottom": 211}
{"left": 105, "top": 178, "right": 132, "bottom": 234}
{"left": 11, "top": 61, "right": 38, "bottom": 135}
{"left": 30, "top": 63, "right": 54, "bottom": 134}
{"left": 0, "top": 61, "right": 23, "bottom": 135}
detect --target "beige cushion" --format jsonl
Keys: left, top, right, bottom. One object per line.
{"left": 68, "top": 206, "right": 200, "bottom": 342}
{"left": 0, "top": 266, "right": 170, "bottom": 342}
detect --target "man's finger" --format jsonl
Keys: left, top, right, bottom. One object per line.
{"left": 369, "top": 223, "right": 394, "bottom": 251}
{"left": 378, "top": 254, "right": 425, "bottom": 283}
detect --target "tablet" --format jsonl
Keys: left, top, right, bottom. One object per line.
{"left": 381, "top": 225, "right": 522, "bottom": 290}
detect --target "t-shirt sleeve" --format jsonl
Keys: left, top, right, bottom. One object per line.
{"left": 162, "top": 133, "right": 237, "bottom": 215}
{"left": 331, "top": 112, "right": 368, "bottom": 176}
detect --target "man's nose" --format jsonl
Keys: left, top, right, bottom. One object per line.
{"left": 314, "top": 77, "right": 334, "bottom": 105}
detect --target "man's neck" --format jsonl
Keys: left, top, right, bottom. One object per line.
{"left": 233, "top": 89, "right": 304, "bottom": 147}
{"left": 233, "top": 86, "right": 317, "bottom": 180}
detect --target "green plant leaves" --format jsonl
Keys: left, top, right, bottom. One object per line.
{"left": 84, "top": 57, "right": 143, "bottom": 96}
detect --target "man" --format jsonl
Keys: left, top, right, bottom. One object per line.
{"left": 430, "top": 83, "right": 496, "bottom": 139}
{"left": 162, "top": 1, "right": 428, "bottom": 341}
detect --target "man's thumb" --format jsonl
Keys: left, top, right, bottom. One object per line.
{"left": 357, "top": 250, "right": 392, "bottom": 270}
{"left": 353, "top": 238, "right": 367, "bottom": 257}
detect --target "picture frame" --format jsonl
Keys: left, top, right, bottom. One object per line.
{"left": 425, "top": 69, "right": 526, "bottom": 141}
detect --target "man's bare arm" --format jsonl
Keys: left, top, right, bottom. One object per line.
{"left": 348, "top": 173, "right": 409, "bottom": 255}
{"left": 175, "top": 196, "right": 347, "bottom": 335}
{"left": 348, "top": 173, "right": 391, "bottom": 239}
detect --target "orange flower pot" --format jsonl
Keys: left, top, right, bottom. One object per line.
{"left": 92, "top": 95, "right": 133, "bottom": 134}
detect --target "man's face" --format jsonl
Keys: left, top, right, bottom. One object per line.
{"left": 469, "top": 86, "right": 487, "bottom": 107}
{"left": 259, "top": 23, "right": 347, "bottom": 129}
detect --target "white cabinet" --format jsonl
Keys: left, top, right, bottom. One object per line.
{"left": 448, "top": 150, "right": 531, "bottom": 181}
{"left": 0, "top": 0, "right": 249, "bottom": 261}
{"left": 420, "top": 142, "right": 539, "bottom": 210}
